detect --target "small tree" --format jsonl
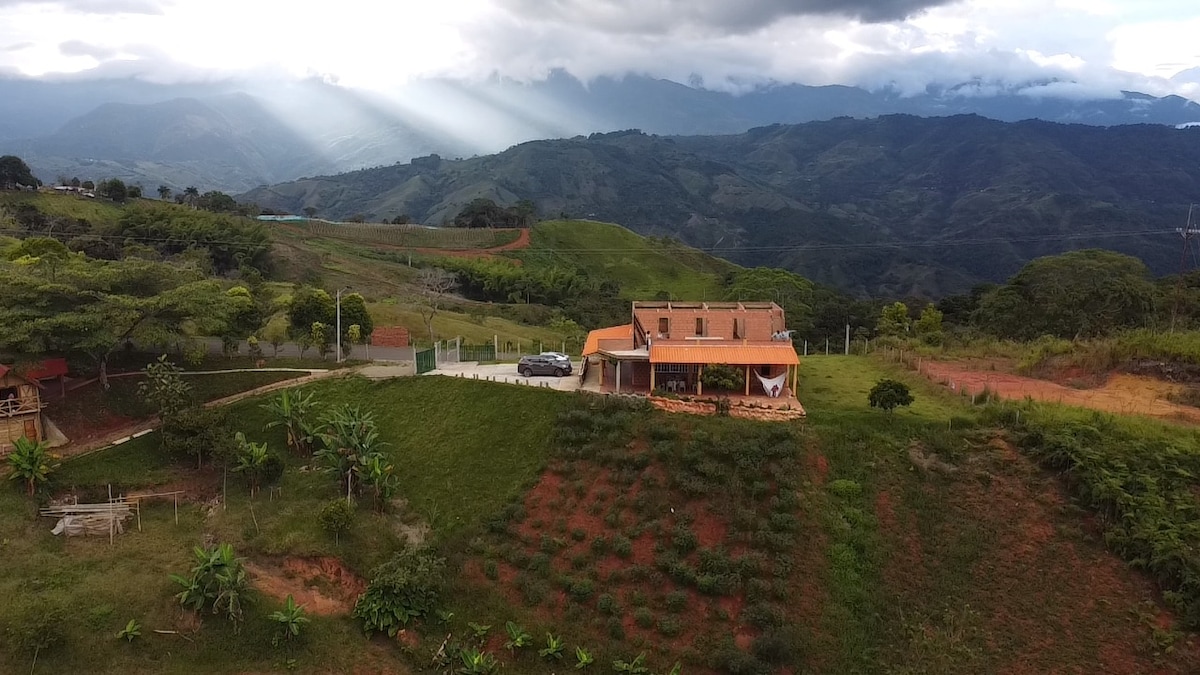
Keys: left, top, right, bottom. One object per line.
{"left": 170, "top": 543, "right": 251, "bottom": 632}
{"left": 269, "top": 595, "right": 310, "bottom": 645}
{"left": 868, "top": 379, "right": 914, "bottom": 413}
{"left": 7, "top": 436, "right": 59, "bottom": 496}
{"left": 262, "top": 319, "right": 288, "bottom": 357}
{"left": 138, "top": 355, "right": 192, "bottom": 421}
{"left": 318, "top": 499, "right": 355, "bottom": 545}
{"left": 262, "top": 389, "right": 320, "bottom": 454}
{"left": 316, "top": 405, "right": 387, "bottom": 504}
{"left": 415, "top": 267, "right": 458, "bottom": 344}
{"left": 914, "top": 303, "right": 945, "bottom": 345}
{"left": 700, "top": 364, "right": 745, "bottom": 392}
{"left": 311, "top": 321, "right": 332, "bottom": 361}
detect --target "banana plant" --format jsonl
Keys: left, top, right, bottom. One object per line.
{"left": 231, "top": 432, "right": 270, "bottom": 496}
{"left": 6, "top": 436, "right": 59, "bottom": 496}
{"left": 539, "top": 633, "right": 565, "bottom": 661}
{"left": 262, "top": 389, "right": 319, "bottom": 454}
{"left": 503, "top": 620, "right": 532, "bottom": 653}
{"left": 468, "top": 622, "right": 492, "bottom": 641}
{"left": 269, "top": 594, "right": 310, "bottom": 642}
{"left": 612, "top": 652, "right": 649, "bottom": 674}
{"left": 458, "top": 646, "right": 498, "bottom": 674}
{"left": 356, "top": 453, "right": 399, "bottom": 513}
{"left": 116, "top": 619, "right": 141, "bottom": 643}
{"left": 574, "top": 646, "right": 594, "bottom": 669}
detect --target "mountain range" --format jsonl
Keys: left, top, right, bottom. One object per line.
{"left": 3, "top": 72, "right": 1200, "bottom": 193}
{"left": 241, "top": 115, "right": 1200, "bottom": 298}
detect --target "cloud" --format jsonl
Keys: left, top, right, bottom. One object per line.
{"left": 58, "top": 39, "right": 118, "bottom": 59}
{"left": 0, "top": 0, "right": 164, "bottom": 14}
{"left": 2, "top": 40, "right": 33, "bottom": 51}
{"left": 494, "top": 0, "right": 959, "bottom": 35}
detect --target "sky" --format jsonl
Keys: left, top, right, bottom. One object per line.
{"left": 1, "top": 0, "right": 1200, "bottom": 100}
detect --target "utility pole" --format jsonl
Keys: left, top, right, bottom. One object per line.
{"left": 1171, "top": 204, "right": 1200, "bottom": 332}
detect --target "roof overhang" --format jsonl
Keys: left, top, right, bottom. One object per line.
{"left": 649, "top": 343, "right": 800, "bottom": 366}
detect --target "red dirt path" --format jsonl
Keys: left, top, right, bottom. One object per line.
{"left": 917, "top": 360, "right": 1200, "bottom": 424}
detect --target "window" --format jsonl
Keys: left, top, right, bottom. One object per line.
{"left": 733, "top": 317, "right": 746, "bottom": 339}
{"left": 658, "top": 317, "right": 669, "bottom": 335}
{"left": 695, "top": 317, "right": 705, "bottom": 336}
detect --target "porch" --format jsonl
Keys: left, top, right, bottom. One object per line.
{"left": 585, "top": 356, "right": 802, "bottom": 409}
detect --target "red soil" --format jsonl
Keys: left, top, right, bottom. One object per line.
{"left": 917, "top": 360, "right": 1200, "bottom": 424}
{"left": 245, "top": 556, "right": 366, "bottom": 615}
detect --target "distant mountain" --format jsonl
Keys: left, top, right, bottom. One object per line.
{"left": 241, "top": 115, "right": 1200, "bottom": 298}
{"left": 4, "top": 72, "right": 1200, "bottom": 194}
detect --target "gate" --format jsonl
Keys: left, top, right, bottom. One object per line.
{"left": 415, "top": 348, "right": 436, "bottom": 374}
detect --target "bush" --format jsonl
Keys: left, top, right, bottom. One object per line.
{"left": 868, "top": 379, "right": 914, "bottom": 412}
{"left": 633, "top": 607, "right": 655, "bottom": 629}
{"left": 665, "top": 591, "right": 688, "bottom": 613}
{"left": 597, "top": 593, "right": 620, "bottom": 616}
{"left": 353, "top": 548, "right": 446, "bottom": 636}
{"left": 671, "top": 525, "right": 699, "bottom": 553}
{"left": 612, "top": 534, "right": 634, "bottom": 558}
{"left": 657, "top": 616, "right": 683, "bottom": 637}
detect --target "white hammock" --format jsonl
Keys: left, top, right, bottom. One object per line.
{"left": 754, "top": 371, "right": 788, "bottom": 398}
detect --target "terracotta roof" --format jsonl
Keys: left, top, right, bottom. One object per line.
{"left": 649, "top": 343, "right": 800, "bottom": 365}
{"left": 583, "top": 324, "right": 633, "bottom": 356}
{"left": 24, "top": 358, "right": 68, "bottom": 380}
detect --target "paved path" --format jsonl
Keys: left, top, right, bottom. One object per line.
{"left": 426, "top": 361, "right": 584, "bottom": 392}
{"left": 60, "top": 367, "right": 353, "bottom": 462}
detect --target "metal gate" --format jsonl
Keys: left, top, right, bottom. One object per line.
{"left": 415, "top": 348, "right": 436, "bottom": 374}
{"left": 459, "top": 343, "right": 497, "bottom": 362}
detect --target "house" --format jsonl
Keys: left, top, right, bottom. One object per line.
{"left": 0, "top": 364, "right": 46, "bottom": 453}
{"left": 581, "top": 301, "right": 801, "bottom": 400}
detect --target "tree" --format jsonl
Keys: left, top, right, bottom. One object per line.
{"left": 868, "top": 379, "right": 914, "bottom": 413}
{"left": 97, "top": 178, "right": 129, "bottom": 203}
{"left": 182, "top": 186, "right": 200, "bottom": 207}
{"left": 287, "top": 286, "right": 335, "bottom": 338}
{"left": 262, "top": 318, "right": 289, "bottom": 357}
{"left": 222, "top": 286, "right": 262, "bottom": 353}
{"left": 262, "top": 389, "right": 320, "bottom": 454}
{"left": 7, "top": 437, "right": 59, "bottom": 496}
{"left": 0, "top": 155, "right": 37, "bottom": 189}
{"left": 318, "top": 499, "right": 355, "bottom": 545}
{"left": 337, "top": 292, "right": 373, "bottom": 343}
{"left": 724, "top": 267, "right": 814, "bottom": 335}
{"left": 302, "top": 206, "right": 317, "bottom": 219}
{"left": 974, "top": 249, "right": 1157, "bottom": 339}
{"left": 165, "top": 407, "right": 236, "bottom": 468}
{"left": 157, "top": 185, "right": 172, "bottom": 201}
{"left": 914, "top": 303, "right": 945, "bottom": 344}
{"left": 269, "top": 595, "right": 310, "bottom": 644}
{"left": 127, "top": 184, "right": 143, "bottom": 199}
{"left": 81, "top": 180, "right": 95, "bottom": 191}
{"left": 311, "top": 322, "right": 332, "bottom": 361}
{"left": 415, "top": 268, "right": 458, "bottom": 344}
{"left": 0, "top": 257, "right": 228, "bottom": 389}
{"left": 699, "top": 364, "right": 745, "bottom": 392}
{"left": 6, "top": 236, "right": 70, "bottom": 281}
{"left": 876, "top": 301, "right": 911, "bottom": 337}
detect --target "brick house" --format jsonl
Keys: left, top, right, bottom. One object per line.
{"left": 581, "top": 301, "right": 800, "bottom": 398}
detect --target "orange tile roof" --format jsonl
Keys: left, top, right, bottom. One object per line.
{"left": 650, "top": 343, "right": 800, "bottom": 365}
{"left": 582, "top": 324, "right": 633, "bottom": 356}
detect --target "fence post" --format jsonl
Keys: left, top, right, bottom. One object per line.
{"left": 494, "top": 334, "right": 498, "bottom": 355}
{"left": 804, "top": 340, "right": 808, "bottom": 356}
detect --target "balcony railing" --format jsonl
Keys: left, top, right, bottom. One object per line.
{"left": 0, "top": 397, "right": 40, "bottom": 417}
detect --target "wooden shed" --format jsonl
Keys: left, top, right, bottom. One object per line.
{"left": 0, "top": 364, "right": 44, "bottom": 453}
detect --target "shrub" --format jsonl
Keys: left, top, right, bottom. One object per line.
{"left": 353, "top": 548, "right": 446, "bottom": 636}
{"left": 612, "top": 534, "right": 634, "bottom": 558}
{"left": 665, "top": 590, "right": 689, "bottom": 613}
{"left": 633, "top": 607, "right": 654, "bottom": 629}
{"left": 591, "top": 535, "right": 609, "bottom": 555}
{"left": 597, "top": 593, "right": 620, "bottom": 616}
{"left": 483, "top": 560, "right": 499, "bottom": 580}
{"left": 657, "top": 616, "right": 683, "bottom": 637}
{"left": 671, "top": 525, "right": 699, "bottom": 553}
{"left": 567, "top": 577, "right": 595, "bottom": 602}
{"left": 868, "top": 379, "right": 914, "bottom": 412}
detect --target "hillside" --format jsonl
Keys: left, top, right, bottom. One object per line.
{"left": 242, "top": 115, "right": 1200, "bottom": 297}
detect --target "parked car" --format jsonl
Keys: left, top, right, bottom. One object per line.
{"left": 518, "top": 355, "right": 573, "bottom": 377}
{"left": 540, "top": 351, "right": 572, "bottom": 362}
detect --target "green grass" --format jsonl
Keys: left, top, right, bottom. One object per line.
{"left": 0, "top": 191, "right": 125, "bottom": 224}
{"left": 517, "top": 220, "right": 736, "bottom": 300}
{"left": 295, "top": 220, "right": 520, "bottom": 249}
{"left": 366, "top": 301, "right": 572, "bottom": 350}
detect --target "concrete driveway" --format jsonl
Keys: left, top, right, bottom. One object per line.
{"left": 427, "top": 361, "right": 584, "bottom": 392}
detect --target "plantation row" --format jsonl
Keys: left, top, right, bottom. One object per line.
{"left": 299, "top": 220, "right": 521, "bottom": 250}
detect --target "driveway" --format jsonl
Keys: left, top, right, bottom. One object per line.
{"left": 426, "top": 361, "right": 584, "bottom": 392}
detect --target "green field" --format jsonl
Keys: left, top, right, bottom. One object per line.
{"left": 292, "top": 220, "right": 521, "bottom": 250}
{"left": 518, "top": 220, "right": 737, "bottom": 301}
{"left": 3, "top": 359, "right": 1195, "bottom": 673}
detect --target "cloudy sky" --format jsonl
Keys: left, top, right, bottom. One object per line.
{"left": 1, "top": 0, "right": 1199, "bottom": 99}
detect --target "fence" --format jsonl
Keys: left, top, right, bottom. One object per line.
{"left": 460, "top": 343, "right": 497, "bottom": 362}
{"left": 435, "top": 337, "right": 460, "bottom": 364}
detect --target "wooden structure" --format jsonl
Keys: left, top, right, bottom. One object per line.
{"left": 0, "top": 364, "right": 45, "bottom": 453}
{"left": 582, "top": 302, "right": 801, "bottom": 400}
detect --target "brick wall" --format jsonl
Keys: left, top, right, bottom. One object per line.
{"left": 372, "top": 326, "right": 410, "bottom": 348}
{"left": 633, "top": 306, "right": 785, "bottom": 341}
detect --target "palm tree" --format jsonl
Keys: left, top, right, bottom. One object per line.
{"left": 183, "top": 186, "right": 200, "bottom": 208}
{"left": 6, "top": 437, "right": 59, "bottom": 496}
{"left": 157, "top": 185, "right": 172, "bottom": 201}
